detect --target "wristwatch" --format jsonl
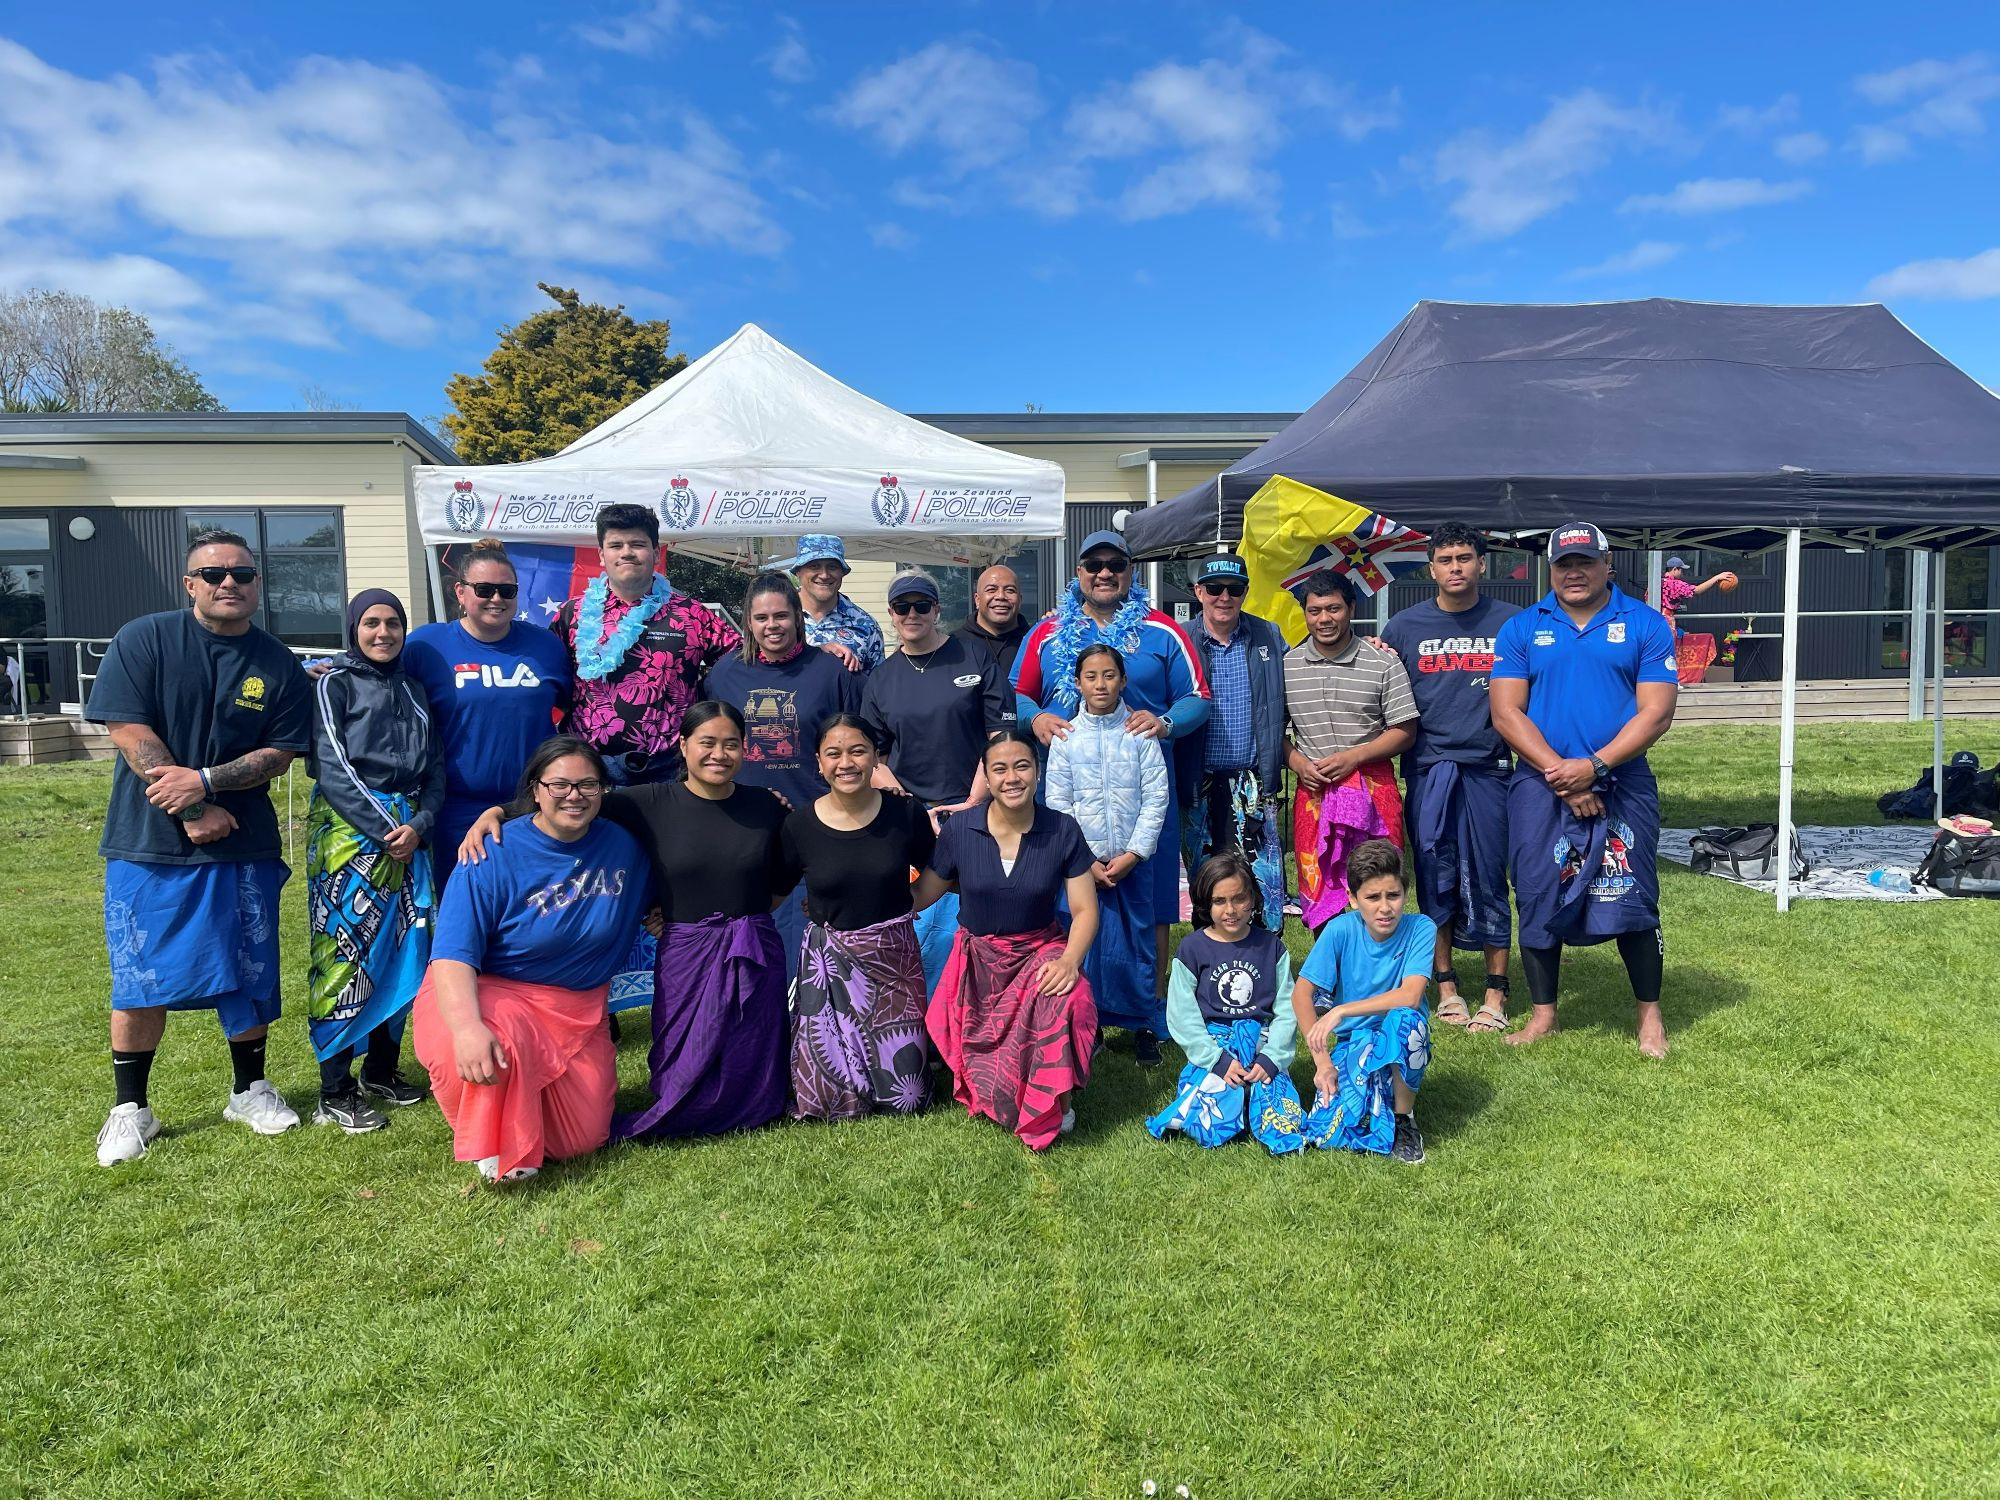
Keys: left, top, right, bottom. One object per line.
{"left": 177, "top": 800, "right": 208, "bottom": 822}
{"left": 1588, "top": 754, "right": 1609, "bottom": 781}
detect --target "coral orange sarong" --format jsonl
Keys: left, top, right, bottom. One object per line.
{"left": 1293, "top": 759, "right": 1404, "bottom": 930}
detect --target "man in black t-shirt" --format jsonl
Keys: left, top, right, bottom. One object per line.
{"left": 87, "top": 529, "right": 313, "bottom": 1166}
{"left": 954, "top": 564, "right": 1029, "bottom": 679}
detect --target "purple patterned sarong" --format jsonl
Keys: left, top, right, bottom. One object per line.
{"left": 613, "top": 912, "right": 787, "bottom": 1141}
{"left": 790, "top": 914, "right": 932, "bottom": 1121}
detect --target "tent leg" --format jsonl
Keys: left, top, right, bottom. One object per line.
{"left": 425, "top": 544, "right": 449, "bottom": 627}
{"left": 1933, "top": 553, "right": 1947, "bottom": 818}
{"left": 1144, "top": 457, "right": 1161, "bottom": 606}
{"left": 1775, "top": 528, "right": 1803, "bottom": 913}
{"left": 1647, "top": 549, "right": 1665, "bottom": 614}
{"left": 1907, "top": 549, "right": 1928, "bottom": 721}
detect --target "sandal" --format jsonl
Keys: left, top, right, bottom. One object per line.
{"left": 1432, "top": 970, "right": 1471, "bottom": 1027}
{"left": 1467, "top": 973, "right": 1510, "bottom": 1033}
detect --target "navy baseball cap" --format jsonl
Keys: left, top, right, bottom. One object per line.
{"left": 1077, "top": 529, "right": 1130, "bottom": 560}
{"left": 887, "top": 572, "right": 939, "bottom": 604}
{"left": 1194, "top": 556, "right": 1250, "bottom": 586}
{"left": 1547, "top": 522, "right": 1609, "bottom": 561}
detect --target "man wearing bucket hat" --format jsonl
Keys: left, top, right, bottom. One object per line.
{"left": 776, "top": 534, "right": 884, "bottom": 673}
{"left": 1175, "top": 554, "right": 1290, "bottom": 934}
{"left": 1489, "top": 521, "right": 1679, "bottom": 1057}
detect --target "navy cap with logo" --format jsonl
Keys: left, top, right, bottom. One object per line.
{"left": 1077, "top": 529, "right": 1131, "bottom": 561}
{"left": 1547, "top": 522, "right": 1609, "bottom": 562}
{"left": 1194, "top": 555, "right": 1250, "bottom": 586}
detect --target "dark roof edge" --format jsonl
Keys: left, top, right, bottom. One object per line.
{"left": 0, "top": 411, "right": 459, "bottom": 465}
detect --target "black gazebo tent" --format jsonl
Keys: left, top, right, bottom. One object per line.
{"left": 1121, "top": 299, "right": 2000, "bottom": 910}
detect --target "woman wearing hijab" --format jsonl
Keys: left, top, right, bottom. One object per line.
{"left": 305, "top": 588, "right": 447, "bottom": 1133}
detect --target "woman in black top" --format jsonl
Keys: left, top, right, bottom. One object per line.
{"left": 914, "top": 730, "right": 1100, "bottom": 1151}
{"left": 781, "top": 714, "right": 943, "bottom": 1121}
{"left": 460, "top": 699, "right": 796, "bottom": 1139}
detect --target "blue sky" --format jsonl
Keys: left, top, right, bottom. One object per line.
{"left": 3, "top": 2, "right": 1998, "bottom": 421}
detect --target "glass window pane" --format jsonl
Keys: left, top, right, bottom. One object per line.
{"left": 0, "top": 562, "right": 49, "bottom": 637}
{"left": 264, "top": 552, "right": 344, "bottom": 649}
{"left": 0, "top": 517, "right": 51, "bottom": 549}
{"left": 186, "top": 512, "right": 258, "bottom": 556}
{"left": 264, "top": 510, "right": 339, "bottom": 550}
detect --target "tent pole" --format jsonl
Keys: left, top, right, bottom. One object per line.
{"left": 1907, "top": 549, "right": 1928, "bottom": 721}
{"left": 1144, "top": 458, "right": 1161, "bottom": 605}
{"left": 1933, "top": 552, "right": 1947, "bottom": 818}
{"left": 1776, "top": 528, "right": 1803, "bottom": 913}
{"left": 425, "top": 544, "right": 448, "bottom": 627}
{"left": 1647, "top": 549, "right": 1665, "bottom": 614}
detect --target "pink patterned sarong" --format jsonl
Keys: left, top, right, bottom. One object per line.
{"left": 1293, "top": 760, "right": 1405, "bottom": 930}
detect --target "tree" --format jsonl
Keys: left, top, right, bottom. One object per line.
{"left": 441, "top": 283, "right": 687, "bottom": 464}
{"left": 0, "top": 289, "right": 222, "bottom": 412}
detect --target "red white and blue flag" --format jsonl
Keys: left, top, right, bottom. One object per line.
{"left": 1278, "top": 511, "right": 1430, "bottom": 599}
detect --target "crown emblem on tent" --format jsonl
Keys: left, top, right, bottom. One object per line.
{"left": 447, "top": 478, "right": 480, "bottom": 532}
{"left": 453, "top": 479, "right": 473, "bottom": 493}
{"left": 670, "top": 477, "right": 690, "bottom": 489}
{"left": 880, "top": 475, "right": 899, "bottom": 488}
{"left": 661, "top": 476, "right": 698, "bottom": 530}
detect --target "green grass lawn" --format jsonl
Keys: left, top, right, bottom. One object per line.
{"left": 3, "top": 722, "right": 1998, "bottom": 1498}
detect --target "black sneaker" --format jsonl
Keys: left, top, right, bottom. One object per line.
{"left": 1133, "top": 1030, "right": 1163, "bottom": 1068}
{"left": 1390, "top": 1113, "right": 1425, "bottom": 1166}
{"left": 356, "top": 1072, "right": 427, "bottom": 1108}
{"left": 312, "top": 1090, "right": 388, "bottom": 1134}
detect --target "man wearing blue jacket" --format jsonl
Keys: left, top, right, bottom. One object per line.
{"left": 1175, "top": 555, "right": 1290, "bottom": 934}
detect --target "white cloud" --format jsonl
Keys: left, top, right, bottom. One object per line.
{"left": 1774, "top": 131, "right": 1828, "bottom": 163}
{"left": 574, "top": 0, "right": 721, "bottom": 57}
{"left": 868, "top": 222, "right": 914, "bottom": 250}
{"left": 1853, "top": 53, "right": 2000, "bottom": 161}
{"left": 1855, "top": 124, "right": 1912, "bottom": 163}
{"left": 764, "top": 18, "right": 814, "bottom": 84}
{"left": 1866, "top": 248, "right": 2000, "bottom": 301}
{"left": 831, "top": 41, "right": 1043, "bottom": 171}
{"left": 1565, "top": 240, "right": 1683, "bottom": 280}
{"left": 1433, "top": 91, "right": 1678, "bottom": 240}
{"left": 1717, "top": 95, "right": 1799, "bottom": 135}
{"left": 1620, "top": 176, "right": 1813, "bottom": 214}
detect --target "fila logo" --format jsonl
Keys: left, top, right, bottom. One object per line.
{"left": 454, "top": 662, "right": 545, "bottom": 690}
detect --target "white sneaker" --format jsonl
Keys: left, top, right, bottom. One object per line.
{"left": 1060, "top": 1108, "right": 1077, "bottom": 1136}
{"left": 223, "top": 1079, "right": 300, "bottom": 1136}
{"left": 96, "top": 1102, "right": 161, "bottom": 1166}
{"left": 475, "top": 1154, "right": 538, "bottom": 1185}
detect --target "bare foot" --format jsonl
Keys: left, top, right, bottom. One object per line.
{"left": 1636, "top": 1002, "right": 1669, "bottom": 1059}
{"left": 1504, "top": 1004, "right": 1560, "bottom": 1047}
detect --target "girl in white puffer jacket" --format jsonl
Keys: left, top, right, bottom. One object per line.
{"left": 1046, "top": 645, "right": 1172, "bottom": 1056}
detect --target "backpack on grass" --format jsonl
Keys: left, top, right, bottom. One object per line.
{"left": 1877, "top": 752, "right": 1984, "bottom": 819}
{"left": 1915, "top": 831, "right": 2000, "bottom": 898}
{"left": 1687, "top": 824, "right": 1810, "bottom": 883}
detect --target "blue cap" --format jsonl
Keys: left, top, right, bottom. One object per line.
{"left": 1077, "top": 529, "right": 1130, "bottom": 561}
{"left": 1194, "top": 555, "right": 1249, "bottom": 585}
{"left": 887, "top": 572, "right": 939, "bottom": 604}
{"left": 1665, "top": 556, "right": 1690, "bottom": 571}
{"left": 771, "top": 533, "right": 849, "bottom": 574}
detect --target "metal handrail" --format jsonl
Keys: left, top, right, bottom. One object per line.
{"left": 0, "top": 636, "right": 330, "bottom": 722}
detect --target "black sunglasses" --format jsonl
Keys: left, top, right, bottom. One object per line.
{"left": 1199, "top": 581, "right": 1247, "bottom": 597}
{"left": 1079, "top": 556, "right": 1130, "bottom": 575}
{"left": 889, "top": 598, "right": 937, "bottom": 616}
{"left": 464, "top": 581, "right": 520, "bottom": 600}
{"left": 188, "top": 566, "right": 259, "bottom": 586}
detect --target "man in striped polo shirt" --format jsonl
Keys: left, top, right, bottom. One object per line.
{"left": 1283, "top": 569, "right": 1419, "bottom": 932}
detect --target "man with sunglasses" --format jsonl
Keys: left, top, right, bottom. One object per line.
{"left": 1175, "top": 555, "right": 1290, "bottom": 934}
{"left": 88, "top": 529, "right": 314, "bottom": 1165}
{"left": 1012, "top": 529, "right": 1209, "bottom": 1062}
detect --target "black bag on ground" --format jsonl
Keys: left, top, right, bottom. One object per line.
{"left": 1915, "top": 831, "right": 2000, "bottom": 897}
{"left": 1688, "top": 824, "right": 1810, "bottom": 882}
{"left": 1877, "top": 751, "right": 1983, "bottom": 819}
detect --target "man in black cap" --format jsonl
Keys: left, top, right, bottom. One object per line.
{"left": 1175, "top": 554, "right": 1290, "bottom": 933}
{"left": 1490, "top": 521, "right": 1679, "bottom": 1057}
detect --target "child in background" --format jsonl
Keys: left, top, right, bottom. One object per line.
{"left": 1147, "top": 853, "right": 1304, "bottom": 1153}
{"left": 1291, "top": 838, "right": 1434, "bottom": 1164}
{"left": 1045, "top": 644, "right": 1171, "bottom": 1063}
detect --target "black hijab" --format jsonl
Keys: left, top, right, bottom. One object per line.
{"left": 344, "top": 588, "right": 408, "bottom": 674}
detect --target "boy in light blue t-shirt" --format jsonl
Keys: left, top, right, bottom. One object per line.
{"left": 1290, "top": 838, "right": 1435, "bottom": 1164}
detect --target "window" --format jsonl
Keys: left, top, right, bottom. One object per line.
{"left": 183, "top": 508, "right": 346, "bottom": 648}
{"left": 910, "top": 544, "right": 1049, "bottom": 635}
{"left": 0, "top": 517, "right": 51, "bottom": 550}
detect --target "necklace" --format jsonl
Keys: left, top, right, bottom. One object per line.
{"left": 904, "top": 641, "right": 945, "bottom": 673}
{"left": 574, "top": 575, "right": 671, "bottom": 681}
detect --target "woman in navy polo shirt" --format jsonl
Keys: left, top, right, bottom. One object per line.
{"left": 916, "top": 730, "right": 1100, "bottom": 1151}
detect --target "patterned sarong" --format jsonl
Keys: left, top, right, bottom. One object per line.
{"left": 305, "top": 789, "right": 434, "bottom": 1061}
{"left": 104, "top": 856, "right": 288, "bottom": 1038}
{"left": 1407, "top": 760, "right": 1512, "bottom": 953}
{"left": 1302, "top": 1004, "right": 1430, "bottom": 1155}
{"left": 1294, "top": 760, "right": 1404, "bottom": 930}
{"left": 1147, "top": 1018, "right": 1304, "bottom": 1154}
{"left": 1508, "top": 764, "right": 1662, "bottom": 949}
{"left": 1675, "top": 632, "right": 1716, "bottom": 685}
{"left": 615, "top": 912, "right": 788, "bottom": 1140}
{"left": 927, "top": 924, "right": 1096, "bottom": 1151}
{"left": 1179, "top": 768, "right": 1285, "bottom": 933}
{"left": 791, "top": 914, "right": 932, "bottom": 1121}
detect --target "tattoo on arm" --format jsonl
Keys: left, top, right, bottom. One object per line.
{"left": 206, "top": 747, "right": 297, "bottom": 791}
{"left": 107, "top": 724, "right": 175, "bottom": 779}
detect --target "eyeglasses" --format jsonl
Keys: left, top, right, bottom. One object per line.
{"left": 1079, "top": 556, "right": 1130, "bottom": 575}
{"left": 463, "top": 581, "right": 520, "bottom": 600}
{"left": 889, "top": 598, "right": 937, "bottom": 616}
{"left": 188, "top": 566, "right": 259, "bottom": 586}
{"left": 537, "top": 778, "right": 605, "bottom": 798}
{"left": 1199, "top": 581, "right": 1247, "bottom": 597}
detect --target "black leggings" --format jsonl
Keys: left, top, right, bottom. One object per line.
{"left": 319, "top": 1022, "right": 405, "bottom": 1094}
{"left": 1520, "top": 928, "right": 1663, "bottom": 1007}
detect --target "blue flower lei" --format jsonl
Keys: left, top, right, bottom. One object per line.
{"left": 1043, "top": 579, "right": 1153, "bottom": 713}
{"left": 574, "top": 574, "right": 672, "bottom": 681}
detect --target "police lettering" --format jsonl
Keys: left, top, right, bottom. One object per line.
{"left": 454, "top": 662, "right": 545, "bottom": 690}
{"left": 524, "top": 866, "right": 630, "bottom": 916}
{"left": 712, "top": 490, "right": 827, "bottom": 526}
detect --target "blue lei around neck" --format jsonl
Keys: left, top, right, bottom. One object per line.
{"left": 575, "top": 574, "right": 672, "bottom": 681}
{"left": 1044, "top": 579, "right": 1152, "bottom": 713}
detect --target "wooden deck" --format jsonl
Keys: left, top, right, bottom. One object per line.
{"left": 1674, "top": 676, "right": 2000, "bottom": 725}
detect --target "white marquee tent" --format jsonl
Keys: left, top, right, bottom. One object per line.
{"left": 413, "top": 323, "right": 1066, "bottom": 580}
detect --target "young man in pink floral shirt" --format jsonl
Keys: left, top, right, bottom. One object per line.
{"left": 554, "top": 503, "right": 741, "bottom": 785}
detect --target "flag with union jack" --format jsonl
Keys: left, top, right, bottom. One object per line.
{"left": 1236, "top": 476, "right": 1430, "bottom": 644}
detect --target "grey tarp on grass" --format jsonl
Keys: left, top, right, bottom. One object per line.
{"left": 1123, "top": 298, "right": 2000, "bottom": 557}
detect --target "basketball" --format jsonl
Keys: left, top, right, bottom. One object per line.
{"left": 1715, "top": 571, "right": 1739, "bottom": 591}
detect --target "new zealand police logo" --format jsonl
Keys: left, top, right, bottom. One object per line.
{"left": 447, "top": 479, "right": 481, "bottom": 533}
{"left": 872, "top": 474, "right": 909, "bottom": 528}
{"left": 661, "top": 476, "right": 698, "bottom": 531}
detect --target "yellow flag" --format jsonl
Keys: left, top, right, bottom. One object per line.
{"left": 1235, "top": 476, "right": 1372, "bottom": 645}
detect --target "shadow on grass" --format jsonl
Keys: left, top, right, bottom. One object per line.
{"left": 1552, "top": 960, "right": 1750, "bottom": 1043}
{"left": 1661, "top": 794, "right": 1899, "bottom": 827}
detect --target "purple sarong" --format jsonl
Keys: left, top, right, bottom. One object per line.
{"left": 790, "top": 914, "right": 932, "bottom": 1121}
{"left": 613, "top": 911, "right": 787, "bottom": 1140}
